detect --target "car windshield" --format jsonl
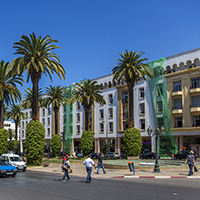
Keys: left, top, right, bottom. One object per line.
{"left": 0, "top": 160, "right": 9, "bottom": 165}
{"left": 10, "top": 157, "right": 22, "bottom": 162}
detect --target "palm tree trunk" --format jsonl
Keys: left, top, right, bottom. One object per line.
{"left": 32, "top": 76, "right": 39, "bottom": 121}
{"left": 84, "top": 106, "right": 90, "bottom": 130}
{"left": 0, "top": 99, "right": 4, "bottom": 129}
{"left": 128, "top": 85, "right": 134, "bottom": 128}
{"left": 54, "top": 107, "right": 59, "bottom": 134}
{"left": 15, "top": 119, "right": 18, "bottom": 140}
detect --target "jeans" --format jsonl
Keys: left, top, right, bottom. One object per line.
{"left": 188, "top": 164, "right": 194, "bottom": 175}
{"left": 62, "top": 169, "right": 70, "bottom": 180}
{"left": 97, "top": 162, "right": 106, "bottom": 173}
{"left": 86, "top": 167, "right": 92, "bottom": 182}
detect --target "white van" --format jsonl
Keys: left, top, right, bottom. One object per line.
{"left": 1, "top": 153, "right": 26, "bottom": 172}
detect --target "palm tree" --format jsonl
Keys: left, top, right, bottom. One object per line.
{"left": 5, "top": 104, "right": 28, "bottom": 140}
{"left": 21, "top": 87, "right": 44, "bottom": 109}
{"left": 0, "top": 60, "right": 24, "bottom": 129}
{"left": 7, "top": 128, "right": 15, "bottom": 141}
{"left": 43, "top": 85, "right": 68, "bottom": 135}
{"left": 112, "top": 50, "right": 153, "bottom": 128}
{"left": 69, "top": 79, "right": 106, "bottom": 130}
{"left": 11, "top": 32, "right": 65, "bottom": 121}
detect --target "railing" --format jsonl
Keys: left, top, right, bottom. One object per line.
{"left": 190, "top": 104, "right": 200, "bottom": 108}
{"left": 172, "top": 106, "right": 182, "bottom": 110}
{"left": 190, "top": 85, "right": 200, "bottom": 89}
{"left": 172, "top": 88, "right": 182, "bottom": 92}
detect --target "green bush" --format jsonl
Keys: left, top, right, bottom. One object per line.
{"left": 80, "top": 130, "right": 94, "bottom": 156}
{"left": 0, "top": 129, "right": 8, "bottom": 155}
{"left": 25, "top": 120, "right": 45, "bottom": 165}
{"left": 123, "top": 127, "right": 142, "bottom": 156}
{"left": 8, "top": 140, "right": 20, "bottom": 154}
{"left": 50, "top": 134, "right": 62, "bottom": 157}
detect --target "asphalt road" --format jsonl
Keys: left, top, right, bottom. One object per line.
{"left": 0, "top": 171, "right": 199, "bottom": 200}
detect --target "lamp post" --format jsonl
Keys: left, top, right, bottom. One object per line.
{"left": 147, "top": 126, "right": 165, "bottom": 173}
{"left": 102, "top": 114, "right": 109, "bottom": 159}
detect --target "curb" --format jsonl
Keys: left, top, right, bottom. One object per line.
{"left": 110, "top": 176, "right": 200, "bottom": 179}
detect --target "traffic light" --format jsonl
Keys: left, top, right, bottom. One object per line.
{"left": 60, "top": 132, "right": 65, "bottom": 141}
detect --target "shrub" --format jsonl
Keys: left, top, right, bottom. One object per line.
{"left": 0, "top": 129, "right": 8, "bottom": 155}
{"left": 25, "top": 120, "right": 45, "bottom": 165}
{"left": 123, "top": 127, "right": 142, "bottom": 156}
{"left": 50, "top": 134, "right": 62, "bottom": 157}
{"left": 8, "top": 140, "right": 20, "bottom": 154}
{"left": 80, "top": 130, "right": 94, "bottom": 156}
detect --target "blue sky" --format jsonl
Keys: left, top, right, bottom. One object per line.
{"left": 1, "top": 0, "right": 200, "bottom": 98}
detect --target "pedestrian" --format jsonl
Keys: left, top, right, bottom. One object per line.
{"left": 83, "top": 155, "right": 96, "bottom": 183}
{"left": 96, "top": 152, "right": 106, "bottom": 174}
{"left": 185, "top": 150, "right": 195, "bottom": 176}
{"left": 62, "top": 157, "right": 70, "bottom": 182}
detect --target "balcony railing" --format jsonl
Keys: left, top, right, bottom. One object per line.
{"left": 190, "top": 85, "right": 200, "bottom": 89}
{"left": 172, "top": 88, "right": 182, "bottom": 92}
{"left": 190, "top": 104, "right": 200, "bottom": 108}
{"left": 172, "top": 106, "right": 182, "bottom": 110}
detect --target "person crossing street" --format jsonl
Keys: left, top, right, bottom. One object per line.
{"left": 96, "top": 152, "right": 106, "bottom": 174}
{"left": 83, "top": 155, "right": 96, "bottom": 183}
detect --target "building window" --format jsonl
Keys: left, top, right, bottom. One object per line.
{"left": 48, "top": 107, "right": 50, "bottom": 115}
{"left": 191, "top": 96, "right": 200, "bottom": 108}
{"left": 123, "top": 121, "right": 128, "bottom": 130}
{"left": 157, "top": 101, "right": 163, "bottom": 113}
{"left": 47, "top": 117, "right": 50, "bottom": 126}
{"left": 76, "top": 102, "right": 80, "bottom": 110}
{"left": 99, "top": 109, "right": 104, "bottom": 119}
{"left": 108, "top": 108, "right": 113, "bottom": 118}
{"left": 173, "top": 99, "right": 182, "bottom": 110}
{"left": 139, "top": 88, "right": 145, "bottom": 99}
{"left": 174, "top": 117, "right": 182, "bottom": 128}
{"left": 70, "top": 114, "right": 73, "bottom": 123}
{"left": 42, "top": 108, "right": 45, "bottom": 116}
{"left": 100, "top": 123, "right": 104, "bottom": 133}
{"left": 77, "top": 125, "right": 80, "bottom": 135}
{"left": 123, "top": 92, "right": 128, "bottom": 103}
{"left": 157, "top": 118, "right": 163, "bottom": 128}
{"left": 109, "top": 122, "right": 113, "bottom": 132}
{"left": 140, "top": 119, "right": 145, "bottom": 131}
{"left": 108, "top": 94, "right": 113, "bottom": 104}
{"left": 22, "top": 122, "right": 24, "bottom": 129}
{"left": 22, "top": 130, "right": 24, "bottom": 138}
{"left": 42, "top": 118, "right": 45, "bottom": 126}
{"left": 192, "top": 115, "right": 200, "bottom": 127}
{"left": 30, "top": 111, "right": 32, "bottom": 118}
{"left": 77, "top": 113, "right": 80, "bottom": 122}
{"left": 123, "top": 106, "right": 128, "bottom": 118}
{"left": 139, "top": 103, "right": 145, "bottom": 115}
{"left": 26, "top": 112, "right": 28, "bottom": 117}
{"left": 47, "top": 128, "right": 50, "bottom": 136}
{"left": 191, "top": 77, "right": 200, "bottom": 89}
{"left": 156, "top": 84, "right": 163, "bottom": 96}
{"left": 173, "top": 81, "right": 182, "bottom": 92}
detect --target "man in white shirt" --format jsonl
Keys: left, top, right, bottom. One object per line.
{"left": 83, "top": 155, "right": 96, "bottom": 183}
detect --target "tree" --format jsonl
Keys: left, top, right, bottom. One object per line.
{"left": 112, "top": 50, "right": 153, "bottom": 128}
{"left": 26, "top": 120, "right": 45, "bottom": 165}
{"left": 11, "top": 32, "right": 65, "bottom": 121}
{"left": 69, "top": 79, "right": 106, "bottom": 130}
{"left": 8, "top": 140, "right": 19, "bottom": 154}
{"left": 7, "top": 128, "right": 15, "bottom": 140}
{"left": 21, "top": 87, "right": 44, "bottom": 109}
{"left": 43, "top": 85, "right": 68, "bottom": 135}
{"left": 123, "top": 127, "right": 142, "bottom": 156}
{"left": 0, "top": 129, "right": 8, "bottom": 155}
{"left": 0, "top": 60, "right": 24, "bottom": 129}
{"left": 80, "top": 130, "right": 94, "bottom": 156}
{"left": 5, "top": 104, "right": 28, "bottom": 140}
{"left": 50, "top": 134, "right": 62, "bottom": 157}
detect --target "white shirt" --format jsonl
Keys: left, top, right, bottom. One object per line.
{"left": 83, "top": 157, "right": 94, "bottom": 168}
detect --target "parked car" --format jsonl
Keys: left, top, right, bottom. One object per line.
{"left": 139, "top": 152, "right": 160, "bottom": 159}
{"left": 103, "top": 152, "right": 119, "bottom": 159}
{"left": 0, "top": 159, "right": 17, "bottom": 177}
{"left": 77, "top": 153, "right": 84, "bottom": 158}
{"left": 174, "top": 150, "right": 197, "bottom": 160}
{"left": 1, "top": 153, "right": 26, "bottom": 172}
{"left": 89, "top": 153, "right": 100, "bottom": 159}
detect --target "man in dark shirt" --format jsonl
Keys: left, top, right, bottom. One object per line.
{"left": 185, "top": 150, "right": 195, "bottom": 176}
{"left": 96, "top": 152, "right": 106, "bottom": 174}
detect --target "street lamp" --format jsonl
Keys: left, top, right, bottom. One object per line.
{"left": 147, "top": 126, "right": 165, "bottom": 173}
{"left": 102, "top": 114, "right": 110, "bottom": 159}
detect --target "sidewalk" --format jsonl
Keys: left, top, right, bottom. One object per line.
{"left": 27, "top": 162, "right": 200, "bottom": 179}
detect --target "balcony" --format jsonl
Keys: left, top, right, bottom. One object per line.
{"left": 190, "top": 86, "right": 200, "bottom": 94}
{"left": 172, "top": 88, "right": 182, "bottom": 97}
{"left": 190, "top": 104, "right": 200, "bottom": 112}
{"left": 172, "top": 106, "right": 183, "bottom": 114}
